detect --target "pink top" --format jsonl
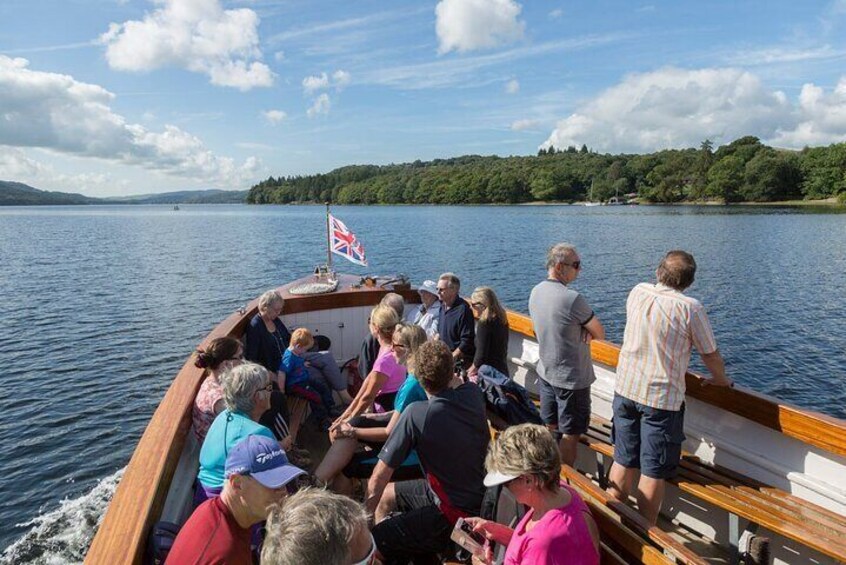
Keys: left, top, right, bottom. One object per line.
{"left": 372, "top": 346, "right": 407, "bottom": 395}
{"left": 504, "top": 484, "right": 599, "bottom": 565}
{"left": 192, "top": 375, "right": 224, "bottom": 443}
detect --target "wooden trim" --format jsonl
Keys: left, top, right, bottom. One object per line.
{"left": 506, "top": 310, "right": 846, "bottom": 459}
{"left": 85, "top": 275, "right": 419, "bottom": 564}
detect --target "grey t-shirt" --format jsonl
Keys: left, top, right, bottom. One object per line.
{"left": 378, "top": 383, "right": 489, "bottom": 515}
{"left": 528, "top": 279, "right": 596, "bottom": 390}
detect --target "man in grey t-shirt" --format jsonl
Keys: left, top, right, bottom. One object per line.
{"left": 529, "top": 243, "right": 605, "bottom": 466}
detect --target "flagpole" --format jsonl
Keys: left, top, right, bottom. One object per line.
{"left": 325, "top": 202, "right": 332, "bottom": 273}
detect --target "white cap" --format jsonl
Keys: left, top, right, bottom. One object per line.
{"left": 418, "top": 280, "right": 438, "bottom": 297}
{"left": 483, "top": 471, "right": 521, "bottom": 487}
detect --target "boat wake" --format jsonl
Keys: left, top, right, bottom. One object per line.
{"left": 1, "top": 469, "right": 123, "bottom": 565}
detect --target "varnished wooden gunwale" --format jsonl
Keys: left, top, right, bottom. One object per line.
{"left": 84, "top": 275, "right": 415, "bottom": 565}
{"left": 506, "top": 310, "right": 846, "bottom": 459}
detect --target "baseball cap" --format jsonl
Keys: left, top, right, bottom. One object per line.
{"left": 418, "top": 280, "right": 438, "bottom": 297}
{"left": 225, "top": 435, "right": 306, "bottom": 489}
{"left": 483, "top": 470, "right": 521, "bottom": 488}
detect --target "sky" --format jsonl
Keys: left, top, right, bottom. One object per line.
{"left": 1, "top": 0, "right": 846, "bottom": 197}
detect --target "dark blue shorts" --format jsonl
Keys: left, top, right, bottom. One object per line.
{"left": 611, "top": 394, "right": 686, "bottom": 480}
{"left": 538, "top": 379, "right": 591, "bottom": 436}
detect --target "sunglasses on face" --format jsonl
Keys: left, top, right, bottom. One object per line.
{"left": 471, "top": 302, "right": 485, "bottom": 309}
{"left": 562, "top": 260, "right": 581, "bottom": 270}
{"left": 391, "top": 342, "right": 406, "bottom": 350}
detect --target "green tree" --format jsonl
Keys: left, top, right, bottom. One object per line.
{"left": 707, "top": 155, "right": 744, "bottom": 202}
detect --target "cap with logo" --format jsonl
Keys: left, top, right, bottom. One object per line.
{"left": 224, "top": 435, "right": 306, "bottom": 489}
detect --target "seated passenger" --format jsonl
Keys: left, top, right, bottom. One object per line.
{"left": 359, "top": 292, "right": 405, "bottom": 377}
{"left": 466, "top": 424, "right": 600, "bottom": 565}
{"left": 404, "top": 280, "right": 441, "bottom": 338}
{"left": 467, "top": 286, "right": 510, "bottom": 379}
{"left": 196, "top": 362, "right": 282, "bottom": 503}
{"left": 366, "top": 340, "right": 489, "bottom": 564}
{"left": 167, "top": 435, "right": 305, "bottom": 565}
{"left": 192, "top": 336, "right": 244, "bottom": 443}
{"left": 280, "top": 328, "right": 335, "bottom": 430}
{"left": 315, "top": 323, "right": 428, "bottom": 493}
{"left": 261, "top": 488, "right": 373, "bottom": 565}
{"left": 334, "top": 304, "right": 406, "bottom": 426}
{"left": 436, "top": 272, "right": 476, "bottom": 366}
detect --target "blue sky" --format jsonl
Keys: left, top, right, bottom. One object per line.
{"left": 1, "top": 0, "right": 845, "bottom": 196}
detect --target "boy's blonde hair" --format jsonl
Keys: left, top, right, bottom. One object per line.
{"left": 290, "top": 328, "right": 314, "bottom": 349}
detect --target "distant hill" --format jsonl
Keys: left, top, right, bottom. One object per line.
{"left": 0, "top": 181, "right": 248, "bottom": 205}
{"left": 103, "top": 189, "right": 248, "bottom": 204}
{"left": 0, "top": 180, "right": 100, "bottom": 205}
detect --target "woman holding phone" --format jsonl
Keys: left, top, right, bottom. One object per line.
{"left": 465, "top": 424, "right": 600, "bottom": 564}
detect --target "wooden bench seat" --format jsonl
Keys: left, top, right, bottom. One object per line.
{"left": 581, "top": 415, "right": 846, "bottom": 563}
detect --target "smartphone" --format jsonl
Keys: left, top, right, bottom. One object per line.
{"left": 450, "top": 517, "right": 486, "bottom": 555}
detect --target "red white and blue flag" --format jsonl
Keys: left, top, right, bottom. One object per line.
{"left": 329, "top": 214, "right": 368, "bottom": 266}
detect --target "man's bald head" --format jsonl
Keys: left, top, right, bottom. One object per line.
{"left": 656, "top": 251, "right": 696, "bottom": 291}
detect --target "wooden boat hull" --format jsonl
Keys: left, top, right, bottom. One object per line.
{"left": 85, "top": 275, "right": 846, "bottom": 564}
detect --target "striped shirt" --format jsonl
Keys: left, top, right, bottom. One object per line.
{"left": 615, "top": 283, "right": 718, "bottom": 411}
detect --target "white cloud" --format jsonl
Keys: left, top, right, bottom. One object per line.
{"left": 549, "top": 8, "right": 563, "bottom": 19}
{"left": 770, "top": 78, "right": 846, "bottom": 146}
{"left": 544, "top": 67, "right": 796, "bottom": 152}
{"left": 263, "top": 110, "right": 287, "bottom": 124}
{"left": 99, "top": 0, "right": 273, "bottom": 91}
{"left": 435, "top": 0, "right": 525, "bottom": 54}
{"left": 505, "top": 79, "right": 519, "bottom": 94}
{"left": 302, "top": 70, "right": 351, "bottom": 93}
{"left": 303, "top": 72, "right": 330, "bottom": 93}
{"left": 511, "top": 119, "right": 541, "bottom": 131}
{"left": 0, "top": 55, "right": 259, "bottom": 187}
{"left": 725, "top": 45, "right": 842, "bottom": 66}
{"left": 274, "top": 50, "right": 285, "bottom": 62}
{"left": 0, "top": 147, "right": 130, "bottom": 194}
{"left": 332, "top": 70, "right": 351, "bottom": 88}
{"left": 307, "top": 94, "right": 331, "bottom": 117}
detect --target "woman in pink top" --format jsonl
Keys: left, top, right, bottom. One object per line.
{"left": 466, "top": 424, "right": 600, "bottom": 565}
{"left": 331, "top": 304, "right": 406, "bottom": 429}
{"left": 192, "top": 336, "right": 244, "bottom": 443}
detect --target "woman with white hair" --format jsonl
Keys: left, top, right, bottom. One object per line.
{"left": 245, "top": 290, "right": 291, "bottom": 376}
{"left": 466, "top": 424, "right": 600, "bottom": 564}
{"left": 195, "top": 362, "right": 280, "bottom": 503}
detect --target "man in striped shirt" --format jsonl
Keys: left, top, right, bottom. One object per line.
{"left": 608, "top": 250, "right": 732, "bottom": 524}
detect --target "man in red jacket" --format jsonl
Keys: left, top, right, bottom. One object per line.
{"left": 166, "top": 435, "right": 305, "bottom": 564}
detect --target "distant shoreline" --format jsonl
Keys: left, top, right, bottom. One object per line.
{"left": 518, "top": 197, "right": 843, "bottom": 207}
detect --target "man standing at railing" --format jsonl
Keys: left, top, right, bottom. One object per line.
{"left": 608, "top": 250, "right": 733, "bottom": 525}
{"left": 529, "top": 243, "right": 605, "bottom": 467}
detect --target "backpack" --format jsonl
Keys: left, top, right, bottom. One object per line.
{"left": 476, "top": 365, "right": 543, "bottom": 429}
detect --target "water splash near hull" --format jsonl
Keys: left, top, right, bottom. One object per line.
{"left": 1, "top": 470, "right": 123, "bottom": 565}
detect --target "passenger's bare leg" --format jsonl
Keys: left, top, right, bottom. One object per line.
{"left": 314, "top": 438, "right": 358, "bottom": 484}
{"left": 559, "top": 434, "right": 580, "bottom": 467}
{"left": 287, "top": 397, "right": 308, "bottom": 446}
{"left": 635, "top": 476, "right": 665, "bottom": 525}
{"left": 607, "top": 462, "right": 638, "bottom": 502}
{"left": 375, "top": 483, "right": 396, "bottom": 524}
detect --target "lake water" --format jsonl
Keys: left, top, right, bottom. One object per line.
{"left": 1, "top": 203, "right": 845, "bottom": 562}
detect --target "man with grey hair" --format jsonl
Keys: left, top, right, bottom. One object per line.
{"left": 529, "top": 243, "right": 605, "bottom": 467}
{"left": 261, "top": 488, "right": 374, "bottom": 565}
{"left": 436, "top": 272, "right": 476, "bottom": 363}
{"left": 359, "top": 292, "right": 406, "bottom": 377}
{"left": 608, "top": 250, "right": 732, "bottom": 524}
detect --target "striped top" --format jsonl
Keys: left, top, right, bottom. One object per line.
{"left": 615, "top": 283, "right": 718, "bottom": 411}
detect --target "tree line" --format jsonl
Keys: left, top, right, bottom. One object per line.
{"left": 247, "top": 137, "right": 846, "bottom": 205}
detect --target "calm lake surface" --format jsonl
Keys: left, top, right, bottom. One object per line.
{"left": 1, "top": 203, "right": 845, "bottom": 562}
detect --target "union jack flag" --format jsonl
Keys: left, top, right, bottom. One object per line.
{"left": 329, "top": 214, "right": 368, "bottom": 266}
